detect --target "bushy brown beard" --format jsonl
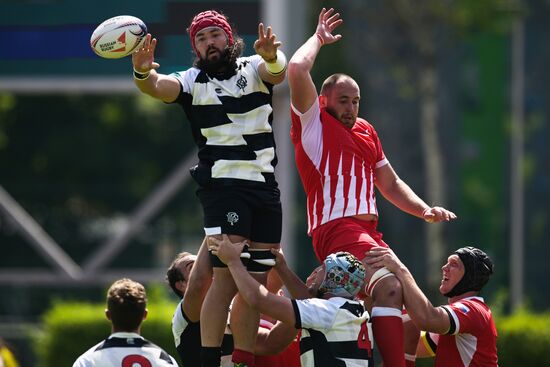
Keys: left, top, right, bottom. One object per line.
{"left": 196, "top": 47, "right": 231, "bottom": 75}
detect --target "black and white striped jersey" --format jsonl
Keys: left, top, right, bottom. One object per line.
{"left": 292, "top": 297, "right": 374, "bottom": 367}
{"left": 171, "top": 55, "right": 278, "bottom": 189}
{"left": 73, "top": 332, "right": 178, "bottom": 367}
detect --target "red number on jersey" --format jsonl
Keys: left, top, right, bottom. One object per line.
{"left": 122, "top": 354, "right": 152, "bottom": 367}
{"left": 357, "top": 321, "right": 372, "bottom": 357}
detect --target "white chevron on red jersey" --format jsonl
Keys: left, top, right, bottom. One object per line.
{"left": 290, "top": 99, "right": 388, "bottom": 234}
{"left": 436, "top": 297, "right": 498, "bottom": 366}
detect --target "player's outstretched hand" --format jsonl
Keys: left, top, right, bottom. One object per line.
{"left": 422, "top": 206, "right": 457, "bottom": 223}
{"left": 254, "top": 23, "right": 282, "bottom": 62}
{"left": 209, "top": 234, "right": 246, "bottom": 266}
{"left": 132, "top": 33, "right": 160, "bottom": 73}
{"left": 315, "top": 7, "right": 343, "bottom": 46}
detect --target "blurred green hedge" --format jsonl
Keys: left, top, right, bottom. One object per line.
{"left": 496, "top": 310, "right": 550, "bottom": 366}
{"left": 33, "top": 300, "right": 179, "bottom": 367}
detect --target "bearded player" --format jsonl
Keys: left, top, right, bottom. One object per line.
{"left": 132, "top": 9, "right": 287, "bottom": 367}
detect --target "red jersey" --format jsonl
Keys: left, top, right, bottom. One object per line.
{"left": 435, "top": 297, "right": 498, "bottom": 366}
{"left": 290, "top": 99, "right": 388, "bottom": 234}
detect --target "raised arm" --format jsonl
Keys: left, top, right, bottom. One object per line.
{"left": 365, "top": 248, "right": 451, "bottom": 334}
{"left": 288, "top": 8, "right": 343, "bottom": 113}
{"left": 182, "top": 237, "right": 212, "bottom": 322}
{"left": 210, "top": 235, "right": 297, "bottom": 326}
{"left": 375, "top": 163, "right": 457, "bottom": 223}
{"left": 254, "top": 23, "right": 287, "bottom": 86}
{"left": 131, "top": 33, "right": 181, "bottom": 103}
{"left": 271, "top": 248, "right": 312, "bottom": 299}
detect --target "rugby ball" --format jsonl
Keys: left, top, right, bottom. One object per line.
{"left": 90, "top": 15, "right": 147, "bottom": 59}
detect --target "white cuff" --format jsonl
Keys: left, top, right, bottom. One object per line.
{"left": 265, "top": 50, "right": 287, "bottom": 75}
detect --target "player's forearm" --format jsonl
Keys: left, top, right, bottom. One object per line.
{"left": 227, "top": 260, "right": 271, "bottom": 313}
{"left": 288, "top": 35, "right": 322, "bottom": 75}
{"left": 380, "top": 178, "right": 429, "bottom": 218}
{"left": 394, "top": 267, "right": 441, "bottom": 331}
{"left": 134, "top": 71, "right": 180, "bottom": 103}
{"left": 376, "top": 164, "right": 429, "bottom": 218}
{"left": 275, "top": 263, "right": 311, "bottom": 300}
{"left": 183, "top": 238, "right": 212, "bottom": 321}
{"left": 134, "top": 69, "right": 162, "bottom": 96}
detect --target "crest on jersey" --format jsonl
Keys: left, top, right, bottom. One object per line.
{"left": 455, "top": 302, "right": 470, "bottom": 314}
{"left": 236, "top": 75, "right": 247, "bottom": 91}
{"left": 226, "top": 212, "right": 239, "bottom": 226}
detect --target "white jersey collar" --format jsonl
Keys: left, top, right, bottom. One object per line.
{"left": 109, "top": 332, "right": 143, "bottom": 339}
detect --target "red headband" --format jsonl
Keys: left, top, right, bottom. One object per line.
{"left": 189, "top": 10, "right": 234, "bottom": 56}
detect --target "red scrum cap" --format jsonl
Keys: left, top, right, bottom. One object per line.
{"left": 188, "top": 10, "right": 234, "bottom": 56}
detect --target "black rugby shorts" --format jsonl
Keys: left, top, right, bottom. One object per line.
{"left": 197, "top": 186, "right": 282, "bottom": 244}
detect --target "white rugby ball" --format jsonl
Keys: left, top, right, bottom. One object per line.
{"left": 90, "top": 15, "right": 147, "bottom": 59}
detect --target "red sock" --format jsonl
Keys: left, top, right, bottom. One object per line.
{"left": 372, "top": 307, "right": 405, "bottom": 367}
{"left": 232, "top": 349, "right": 255, "bottom": 367}
{"left": 404, "top": 352, "right": 417, "bottom": 367}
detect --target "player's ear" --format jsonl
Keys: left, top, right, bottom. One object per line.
{"left": 105, "top": 309, "right": 111, "bottom": 321}
{"left": 319, "top": 95, "right": 327, "bottom": 108}
{"left": 176, "top": 279, "right": 188, "bottom": 294}
{"left": 143, "top": 308, "right": 148, "bottom": 321}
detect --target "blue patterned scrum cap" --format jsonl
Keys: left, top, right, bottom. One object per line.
{"left": 319, "top": 251, "right": 366, "bottom": 298}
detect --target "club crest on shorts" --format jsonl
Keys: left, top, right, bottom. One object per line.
{"left": 226, "top": 212, "right": 239, "bottom": 226}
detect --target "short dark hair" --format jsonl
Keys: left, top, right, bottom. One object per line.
{"left": 107, "top": 278, "right": 147, "bottom": 331}
{"left": 166, "top": 252, "right": 195, "bottom": 298}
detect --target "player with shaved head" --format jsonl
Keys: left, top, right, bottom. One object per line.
{"left": 287, "top": 7, "right": 457, "bottom": 367}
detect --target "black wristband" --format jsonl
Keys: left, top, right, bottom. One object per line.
{"left": 133, "top": 68, "right": 150, "bottom": 80}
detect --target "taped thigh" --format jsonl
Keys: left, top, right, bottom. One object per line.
{"left": 246, "top": 249, "right": 276, "bottom": 273}
{"left": 365, "top": 267, "right": 395, "bottom": 297}
{"left": 208, "top": 239, "right": 251, "bottom": 268}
